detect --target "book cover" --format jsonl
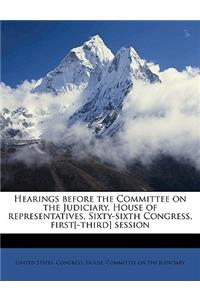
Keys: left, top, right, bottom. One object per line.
{"left": 1, "top": 20, "right": 200, "bottom": 281}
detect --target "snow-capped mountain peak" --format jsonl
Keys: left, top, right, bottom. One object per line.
{"left": 108, "top": 46, "right": 159, "bottom": 82}
{"left": 69, "top": 44, "right": 160, "bottom": 136}
{"left": 2, "top": 36, "right": 161, "bottom": 141}
{"left": 33, "top": 35, "right": 114, "bottom": 94}
{"left": 82, "top": 35, "right": 114, "bottom": 65}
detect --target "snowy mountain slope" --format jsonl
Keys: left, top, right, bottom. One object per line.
{"left": 0, "top": 107, "right": 41, "bottom": 140}
{"left": 33, "top": 35, "right": 114, "bottom": 94}
{"left": 69, "top": 46, "right": 160, "bottom": 136}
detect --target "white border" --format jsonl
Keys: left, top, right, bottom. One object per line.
{"left": 0, "top": 0, "right": 199, "bottom": 294}
{"left": 0, "top": 0, "right": 199, "bottom": 20}
{"left": 0, "top": 282, "right": 200, "bottom": 300}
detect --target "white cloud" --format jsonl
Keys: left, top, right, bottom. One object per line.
{"left": 118, "top": 67, "right": 200, "bottom": 167}
{"left": 0, "top": 80, "right": 83, "bottom": 115}
{"left": 1, "top": 65, "right": 200, "bottom": 170}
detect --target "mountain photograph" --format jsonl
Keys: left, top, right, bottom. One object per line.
{"left": 1, "top": 21, "right": 200, "bottom": 191}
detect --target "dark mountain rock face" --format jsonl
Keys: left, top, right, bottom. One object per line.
{"left": 1, "top": 145, "right": 200, "bottom": 191}
{"left": 143, "top": 156, "right": 200, "bottom": 191}
{"left": 1, "top": 153, "right": 149, "bottom": 192}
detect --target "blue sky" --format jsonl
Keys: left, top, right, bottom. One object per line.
{"left": 1, "top": 21, "right": 200, "bottom": 87}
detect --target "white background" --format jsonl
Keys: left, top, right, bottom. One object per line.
{"left": 1, "top": 192, "right": 200, "bottom": 233}
{"left": 0, "top": 0, "right": 200, "bottom": 298}
{"left": 0, "top": 282, "right": 200, "bottom": 300}
{"left": 0, "top": 0, "right": 199, "bottom": 20}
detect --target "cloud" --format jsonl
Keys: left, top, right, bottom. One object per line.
{"left": 67, "top": 66, "right": 200, "bottom": 169}
{"left": 10, "top": 144, "right": 51, "bottom": 166}
{"left": 118, "top": 66, "right": 200, "bottom": 167}
{"left": 0, "top": 80, "right": 83, "bottom": 115}
{"left": 184, "top": 29, "right": 191, "bottom": 39}
{"left": 0, "top": 80, "right": 84, "bottom": 140}
{"left": 1, "top": 65, "right": 200, "bottom": 170}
